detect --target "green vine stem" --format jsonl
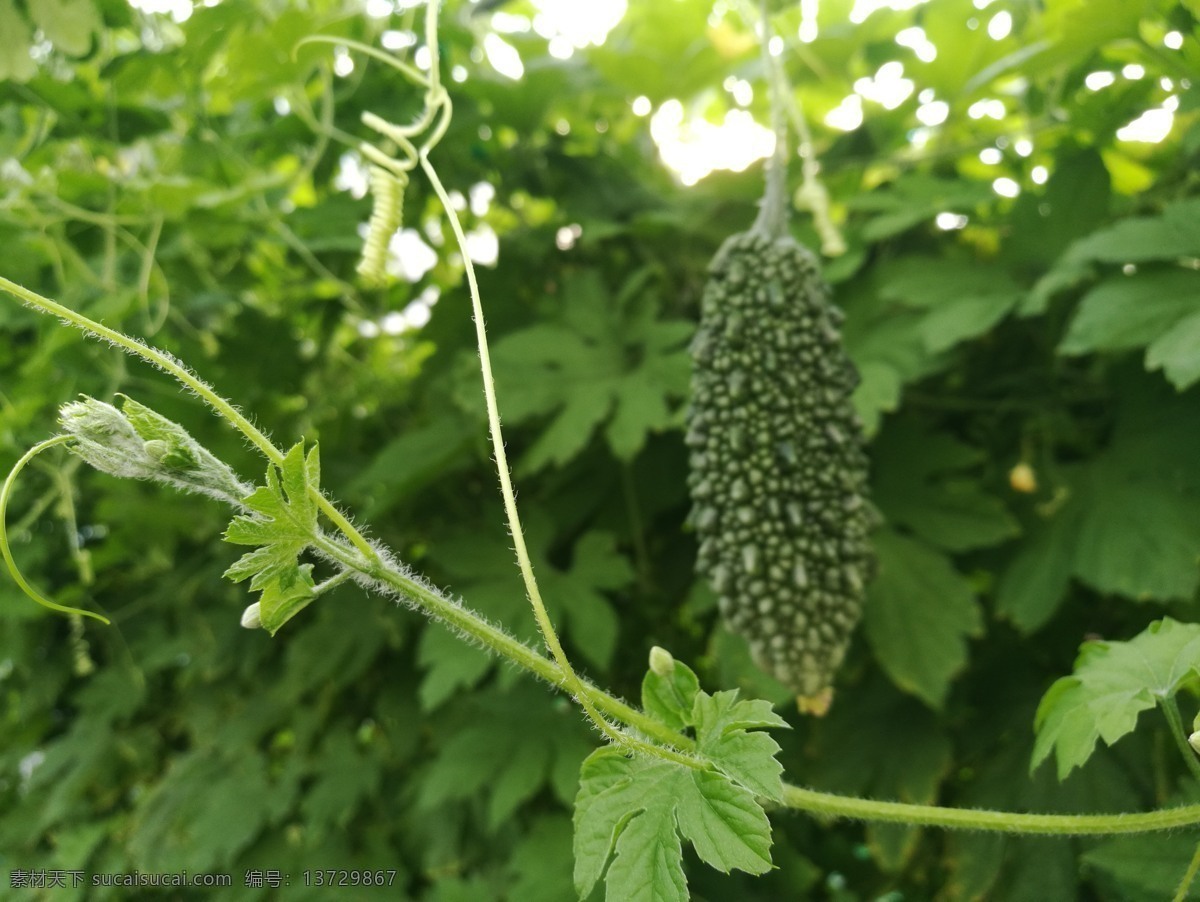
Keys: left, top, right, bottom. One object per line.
{"left": 744, "top": 0, "right": 845, "bottom": 255}
{"left": 1174, "top": 839, "right": 1200, "bottom": 902}
{"left": 0, "top": 435, "right": 110, "bottom": 623}
{"left": 334, "top": 0, "right": 706, "bottom": 770}
{"left": 416, "top": 151, "right": 710, "bottom": 769}
{"left": 1161, "top": 695, "right": 1200, "bottom": 784}
{"left": 783, "top": 784, "right": 1200, "bottom": 834}
{"left": 310, "top": 532, "right": 685, "bottom": 749}
{"left": 307, "top": 534, "right": 1200, "bottom": 835}
{"left": 752, "top": 0, "right": 787, "bottom": 240}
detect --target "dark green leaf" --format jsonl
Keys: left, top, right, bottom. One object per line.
{"left": 873, "top": 422, "right": 1019, "bottom": 552}
{"left": 1059, "top": 270, "right": 1200, "bottom": 357}
{"left": 1064, "top": 198, "right": 1200, "bottom": 264}
{"left": 864, "top": 530, "right": 983, "bottom": 708}
{"left": 1083, "top": 834, "right": 1200, "bottom": 902}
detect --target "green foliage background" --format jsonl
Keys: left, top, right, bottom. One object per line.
{"left": 1, "top": 0, "right": 1199, "bottom": 898}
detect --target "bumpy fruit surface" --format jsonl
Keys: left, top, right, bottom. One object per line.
{"left": 686, "top": 229, "right": 873, "bottom": 704}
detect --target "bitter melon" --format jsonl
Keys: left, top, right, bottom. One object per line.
{"left": 685, "top": 226, "right": 873, "bottom": 711}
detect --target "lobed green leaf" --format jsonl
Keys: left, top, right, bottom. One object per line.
{"left": 1032, "top": 618, "right": 1200, "bottom": 779}
{"left": 222, "top": 442, "right": 322, "bottom": 634}
{"left": 575, "top": 659, "right": 786, "bottom": 900}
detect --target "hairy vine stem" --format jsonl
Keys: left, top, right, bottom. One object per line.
{"left": 783, "top": 785, "right": 1200, "bottom": 834}
{"left": 1161, "top": 695, "right": 1200, "bottom": 784}
{"left": 408, "top": 1, "right": 708, "bottom": 772}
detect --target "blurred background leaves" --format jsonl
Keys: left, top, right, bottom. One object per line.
{"left": 0, "top": 0, "right": 1198, "bottom": 898}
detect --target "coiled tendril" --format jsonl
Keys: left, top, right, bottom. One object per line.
{"left": 356, "top": 165, "right": 408, "bottom": 287}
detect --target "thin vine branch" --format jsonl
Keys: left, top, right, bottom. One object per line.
{"left": 752, "top": 0, "right": 788, "bottom": 240}
{"left": 740, "top": 0, "right": 844, "bottom": 254}
{"left": 783, "top": 784, "right": 1200, "bottom": 834}
{"left": 0, "top": 435, "right": 110, "bottom": 623}
{"left": 417, "top": 130, "right": 707, "bottom": 772}
{"left": 1175, "top": 839, "right": 1200, "bottom": 902}
{"left": 362, "top": 0, "right": 709, "bottom": 770}
{"left": 1161, "top": 695, "right": 1200, "bottom": 784}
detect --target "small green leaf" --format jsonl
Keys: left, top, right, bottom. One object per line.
{"left": 1032, "top": 618, "right": 1200, "bottom": 780}
{"left": 574, "top": 753, "right": 769, "bottom": 902}
{"left": 349, "top": 416, "right": 474, "bottom": 519}
{"left": 417, "top": 624, "right": 492, "bottom": 711}
{"left": 849, "top": 176, "right": 993, "bottom": 241}
{"left": 692, "top": 690, "right": 787, "bottom": 802}
{"left": 485, "top": 268, "right": 691, "bottom": 473}
{"left": 420, "top": 685, "right": 592, "bottom": 834}
{"left": 641, "top": 656, "right": 700, "bottom": 731}
{"left": 873, "top": 256, "right": 1022, "bottom": 353}
{"left": 488, "top": 740, "right": 552, "bottom": 828}
{"left": 127, "top": 749, "right": 276, "bottom": 872}
{"left": 995, "top": 516, "right": 1076, "bottom": 633}
{"left": 700, "top": 729, "right": 785, "bottom": 804}
{"left": 430, "top": 522, "right": 630, "bottom": 673}
{"left": 223, "top": 442, "right": 322, "bottom": 634}
{"left": 604, "top": 765, "right": 688, "bottom": 902}
{"left": 254, "top": 562, "right": 316, "bottom": 636}
{"left": 1006, "top": 149, "right": 1112, "bottom": 267}
{"left": 852, "top": 360, "right": 903, "bottom": 436}
{"left": 589, "top": 0, "right": 734, "bottom": 103}
{"left": 573, "top": 748, "right": 637, "bottom": 899}
{"left": 301, "top": 731, "right": 382, "bottom": 832}
{"left": 918, "top": 292, "right": 1020, "bottom": 353}
{"left": 692, "top": 689, "right": 789, "bottom": 735}
{"left": 999, "top": 379, "right": 1200, "bottom": 630}
{"left": 1021, "top": 258, "right": 1094, "bottom": 316}
{"left": 506, "top": 815, "right": 576, "bottom": 902}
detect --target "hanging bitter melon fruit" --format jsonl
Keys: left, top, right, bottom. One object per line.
{"left": 685, "top": 224, "right": 873, "bottom": 713}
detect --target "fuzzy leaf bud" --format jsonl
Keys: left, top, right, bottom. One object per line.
{"left": 59, "top": 395, "right": 251, "bottom": 506}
